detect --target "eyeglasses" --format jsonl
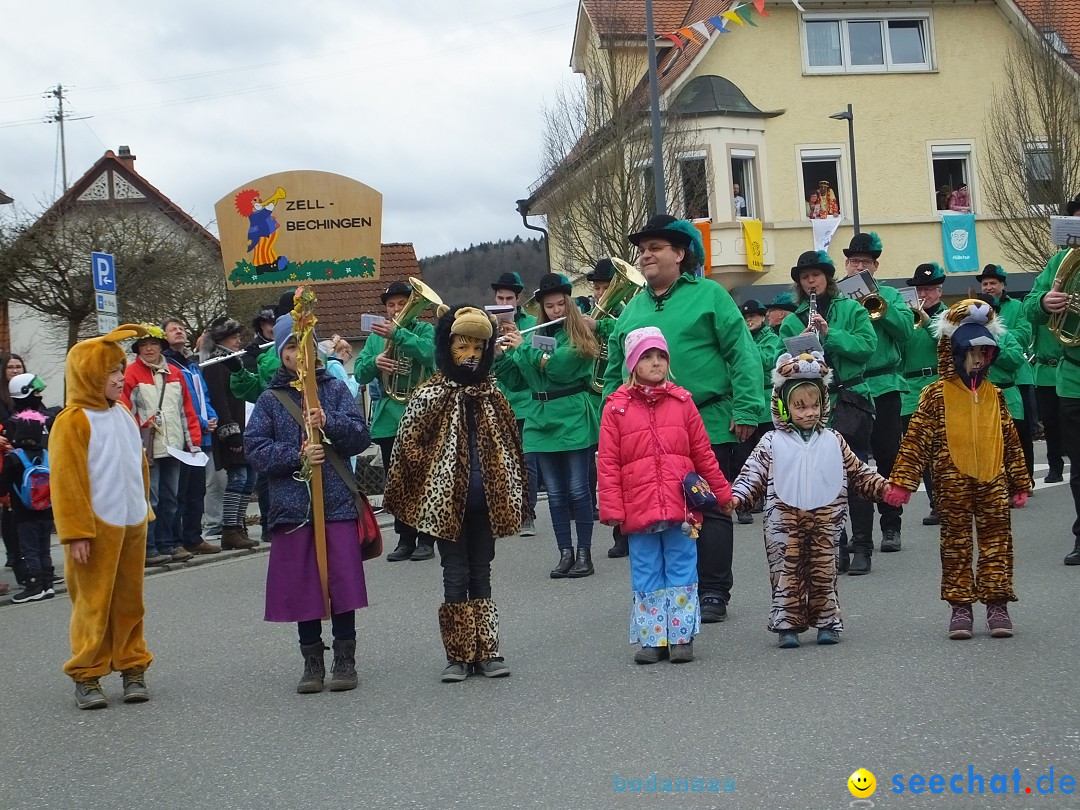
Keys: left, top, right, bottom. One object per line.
{"left": 845, "top": 258, "right": 875, "bottom": 268}
{"left": 638, "top": 243, "right": 673, "bottom": 255}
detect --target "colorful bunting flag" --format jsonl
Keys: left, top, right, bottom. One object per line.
{"left": 678, "top": 25, "right": 705, "bottom": 44}
{"left": 662, "top": 32, "right": 684, "bottom": 49}
{"left": 658, "top": 1, "right": 785, "bottom": 49}
{"left": 736, "top": 5, "right": 758, "bottom": 26}
{"left": 708, "top": 15, "right": 728, "bottom": 30}
{"left": 754, "top": 0, "right": 770, "bottom": 16}
{"left": 722, "top": 9, "right": 744, "bottom": 26}
{"left": 690, "top": 21, "right": 712, "bottom": 39}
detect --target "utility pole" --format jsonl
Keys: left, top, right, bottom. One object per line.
{"left": 644, "top": 0, "right": 667, "bottom": 215}
{"left": 45, "top": 84, "right": 69, "bottom": 193}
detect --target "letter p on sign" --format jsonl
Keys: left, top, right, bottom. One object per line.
{"left": 91, "top": 251, "right": 116, "bottom": 293}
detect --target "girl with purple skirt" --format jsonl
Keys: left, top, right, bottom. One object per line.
{"left": 245, "top": 315, "right": 371, "bottom": 694}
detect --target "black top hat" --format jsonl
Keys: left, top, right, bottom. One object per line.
{"left": 490, "top": 272, "right": 524, "bottom": 294}
{"left": 586, "top": 258, "right": 617, "bottom": 283}
{"left": 208, "top": 316, "right": 244, "bottom": 343}
{"left": 627, "top": 214, "right": 693, "bottom": 249}
{"left": 533, "top": 273, "right": 573, "bottom": 301}
{"left": 842, "top": 232, "right": 883, "bottom": 259}
{"left": 976, "top": 264, "right": 1008, "bottom": 284}
{"left": 790, "top": 250, "right": 836, "bottom": 282}
{"left": 252, "top": 305, "right": 276, "bottom": 330}
{"left": 740, "top": 299, "right": 767, "bottom": 317}
{"left": 907, "top": 262, "right": 946, "bottom": 287}
{"left": 380, "top": 280, "right": 413, "bottom": 303}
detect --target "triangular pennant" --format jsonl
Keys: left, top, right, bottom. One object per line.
{"left": 678, "top": 26, "right": 704, "bottom": 44}
{"left": 722, "top": 10, "right": 744, "bottom": 26}
{"left": 754, "top": 0, "right": 770, "bottom": 16}
{"left": 661, "top": 33, "right": 684, "bottom": 49}
{"left": 708, "top": 15, "right": 730, "bottom": 31}
{"left": 690, "top": 21, "right": 712, "bottom": 39}
{"left": 736, "top": 6, "right": 758, "bottom": 26}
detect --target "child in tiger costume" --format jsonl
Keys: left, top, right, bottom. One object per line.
{"left": 728, "top": 352, "right": 904, "bottom": 648}
{"left": 889, "top": 300, "right": 1031, "bottom": 640}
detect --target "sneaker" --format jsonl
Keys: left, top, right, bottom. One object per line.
{"left": 922, "top": 510, "right": 940, "bottom": 526}
{"left": 700, "top": 596, "right": 727, "bottom": 623}
{"left": 473, "top": 658, "right": 511, "bottom": 678}
{"left": 11, "top": 579, "right": 46, "bottom": 604}
{"left": 669, "top": 641, "right": 695, "bottom": 663}
{"left": 948, "top": 604, "right": 974, "bottom": 640}
{"left": 633, "top": 646, "right": 669, "bottom": 665}
{"left": 817, "top": 628, "right": 840, "bottom": 645}
{"left": 144, "top": 553, "right": 172, "bottom": 567}
{"left": 880, "top": 530, "right": 901, "bottom": 553}
{"left": 986, "top": 602, "right": 1014, "bottom": 638}
{"left": 777, "top": 630, "right": 801, "bottom": 648}
{"left": 74, "top": 679, "right": 109, "bottom": 710}
{"left": 519, "top": 519, "right": 536, "bottom": 537}
{"left": 121, "top": 670, "right": 150, "bottom": 703}
{"left": 441, "top": 661, "right": 468, "bottom": 683}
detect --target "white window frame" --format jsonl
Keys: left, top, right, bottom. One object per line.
{"left": 799, "top": 148, "right": 844, "bottom": 221}
{"left": 928, "top": 142, "right": 974, "bottom": 213}
{"left": 1023, "top": 139, "right": 1057, "bottom": 210}
{"left": 730, "top": 148, "right": 759, "bottom": 221}
{"left": 802, "top": 10, "right": 934, "bottom": 75}
{"left": 677, "top": 151, "right": 712, "bottom": 221}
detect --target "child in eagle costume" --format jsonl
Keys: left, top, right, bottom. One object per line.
{"left": 384, "top": 306, "right": 529, "bottom": 682}
{"left": 889, "top": 299, "right": 1031, "bottom": 640}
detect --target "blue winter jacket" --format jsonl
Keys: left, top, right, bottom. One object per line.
{"left": 245, "top": 367, "right": 371, "bottom": 529}
{"left": 166, "top": 349, "right": 217, "bottom": 448}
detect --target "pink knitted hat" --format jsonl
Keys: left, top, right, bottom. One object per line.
{"left": 624, "top": 326, "right": 669, "bottom": 374}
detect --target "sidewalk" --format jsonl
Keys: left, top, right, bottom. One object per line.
{"left": 0, "top": 509, "right": 398, "bottom": 607}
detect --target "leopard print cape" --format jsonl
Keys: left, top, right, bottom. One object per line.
{"left": 384, "top": 372, "right": 528, "bottom": 541}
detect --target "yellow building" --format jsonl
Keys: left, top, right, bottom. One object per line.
{"left": 526, "top": 0, "right": 1071, "bottom": 298}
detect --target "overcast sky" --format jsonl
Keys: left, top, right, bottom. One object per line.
{"left": 0, "top": 1, "right": 579, "bottom": 258}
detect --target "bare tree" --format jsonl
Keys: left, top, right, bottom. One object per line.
{"left": 0, "top": 201, "right": 225, "bottom": 348}
{"left": 535, "top": 3, "right": 700, "bottom": 272}
{"left": 981, "top": 2, "right": 1080, "bottom": 272}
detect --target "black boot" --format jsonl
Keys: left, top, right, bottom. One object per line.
{"left": 327, "top": 639, "right": 358, "bottom": 691}
{"left": 567, "top": 547, "right": 594, "bottom": 578}
{"left": 1065, "top": 539, "right": 1080, "bottom": 566}
{"left": 297, "top": 643, "right": 326, "bottom": 694}
{"left": 848, "top": 551, "right": 872, "bottom": 576}
{"left": 410, "top": 542, "right": 435, "bottom": 561}
{"left": 607, "top": 530, "right": 628, "bottom": 559}
{"left": 11, "top": 575, "right": 45, "bottom": 604}
{"left": 550, "top": 548, "right": 575, "bottom": 579}
{"left": 386, "top": 540, "right": 415, "bottom": 562}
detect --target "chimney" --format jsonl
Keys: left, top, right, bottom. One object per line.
{"left": 117, "top": 145, "right": 135, "bottom": 164}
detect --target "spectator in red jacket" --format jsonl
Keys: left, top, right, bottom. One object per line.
{"left": 597, "top": 327, "right": 731, "bottom": 666}
{"left": 121, "top": 324, "right": 202, "bottom": 566}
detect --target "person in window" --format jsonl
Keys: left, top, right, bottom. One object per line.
{"left": 948, "top": 183, "right": 972, "bottom": 213}
{"left": 733, "top": 183, "right": 748, "bottom": 218}
{"left": 936, "top": 184, "right": 953, "bottom": 211}
{"left": 808, "top": 180, "right": 840, "bottom": 219}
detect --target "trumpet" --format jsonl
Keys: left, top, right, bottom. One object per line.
{"left": 861, "top": 292, "right": 888, "bottom": 321}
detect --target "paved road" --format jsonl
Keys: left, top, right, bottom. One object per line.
{"left": 1, "top": 455, "right": 1077, "bottom": 810}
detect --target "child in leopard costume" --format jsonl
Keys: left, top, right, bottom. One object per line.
{"left": 384, "top": 306, "right": 529, "bottom": 682}
{"left": 889, "top": 300, "right": 1031, "bottom": 640}
{"left": 728, "top": 352, "right": 904, "bottom": 648}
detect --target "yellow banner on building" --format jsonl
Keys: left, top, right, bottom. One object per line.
{"left": 742, "top": 219, "right": 764, "bottom": 271}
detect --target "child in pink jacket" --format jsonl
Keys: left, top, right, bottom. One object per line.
{"left": 598, "top": 327, "right": 732, "bottom": 664}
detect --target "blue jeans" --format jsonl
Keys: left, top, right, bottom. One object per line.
{"left": 536, "top": 448, "right": 594, "bottom": 550}
{"left": 148, "top": 456, "right": 183, "bottom": 555}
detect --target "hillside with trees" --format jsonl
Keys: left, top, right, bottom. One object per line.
{"left": 419, "top": 236, "right": 548, "bottom": 305}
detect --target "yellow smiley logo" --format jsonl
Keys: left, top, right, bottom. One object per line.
{"left": 847, "top": 768, "right": 876, "bottom": 798}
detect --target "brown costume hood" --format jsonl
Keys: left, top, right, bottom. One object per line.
{"left": 65, "top": 324, "right": 147, "bottom": 410}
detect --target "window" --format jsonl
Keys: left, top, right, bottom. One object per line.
{"left": 800, "top": 150, "right": 842, "bottom": 220}
{"left": 679, "top": 155, "right": 710, "bottom": 220}
{"left": 804, "top": 14, "right": 931, "bottom": 73}
{"left": 731, "top": 151, "right": 758, "bottom": 219}
{"left": 931, "top": 144, "right": 973, "bottom": 212}
{"left": 1025, "top": 142, "right": 1055, "bottom": 206}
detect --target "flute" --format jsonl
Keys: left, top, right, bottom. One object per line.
{"left": 497, "top": 317, "right": 567, "bottom": 344}
{"left": 198, "top": 341, "right": 274, "bottom": 368}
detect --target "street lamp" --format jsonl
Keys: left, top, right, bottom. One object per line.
{"left": 515, "top": 198, "right": 551, "bottom": 272}
{"left": 829, "top": 103, "right": 860, "bottom": 234}
{"left": 644, "top": 0, "right": 667, "bottom": 215}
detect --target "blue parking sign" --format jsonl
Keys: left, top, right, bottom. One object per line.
{"left": 91, "top": 252, "right": 116, "bottom": 293}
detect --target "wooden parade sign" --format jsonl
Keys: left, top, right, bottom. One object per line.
{"left": 214, "top": 170, "right": 382, "bottom": 289}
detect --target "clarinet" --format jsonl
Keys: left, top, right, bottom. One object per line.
{"left": 808, "top": 292, "right": 818, "bottom": 333}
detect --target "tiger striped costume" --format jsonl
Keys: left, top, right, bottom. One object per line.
{"left": 731, "top": 354, "right": 888, "bottom": 635}
{"left": 891, "top": 300, "right": 1031, "bottom": 606}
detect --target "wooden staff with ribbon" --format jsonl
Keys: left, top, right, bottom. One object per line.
{"left": 290, "top": 286, "right": 331, "bottom": 619}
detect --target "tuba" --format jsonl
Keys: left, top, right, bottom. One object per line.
{"left": 381, "top": 277, "right": 445, "bottom": 402}
{"left": 1049, "top": 248, "right": 1080, "bottom": 347}
{"left": 589, "top": 257, "right": 646, "bottom": 393}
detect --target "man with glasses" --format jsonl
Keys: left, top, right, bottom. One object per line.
{"left": 842, "top": 234, "right": 912, "bottom": 556}
{"left": 603, "top": 215, "right": 762, "bottom": 623}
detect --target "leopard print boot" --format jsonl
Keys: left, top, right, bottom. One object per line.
{"left": 438, "top": 601, "right": 477, "bottom": 683}
{"left": 471, "top": 598, "right": 510, "bottom": 678}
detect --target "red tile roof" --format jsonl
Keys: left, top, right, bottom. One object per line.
{"left": 582, "top": 0, "right": 692, "bottom": 38}
{"left": 316, "top": 243, "right": 424, "bottom": 341}
{"left": 1013, "top": 0, "right": 1080, "bottom": 69}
